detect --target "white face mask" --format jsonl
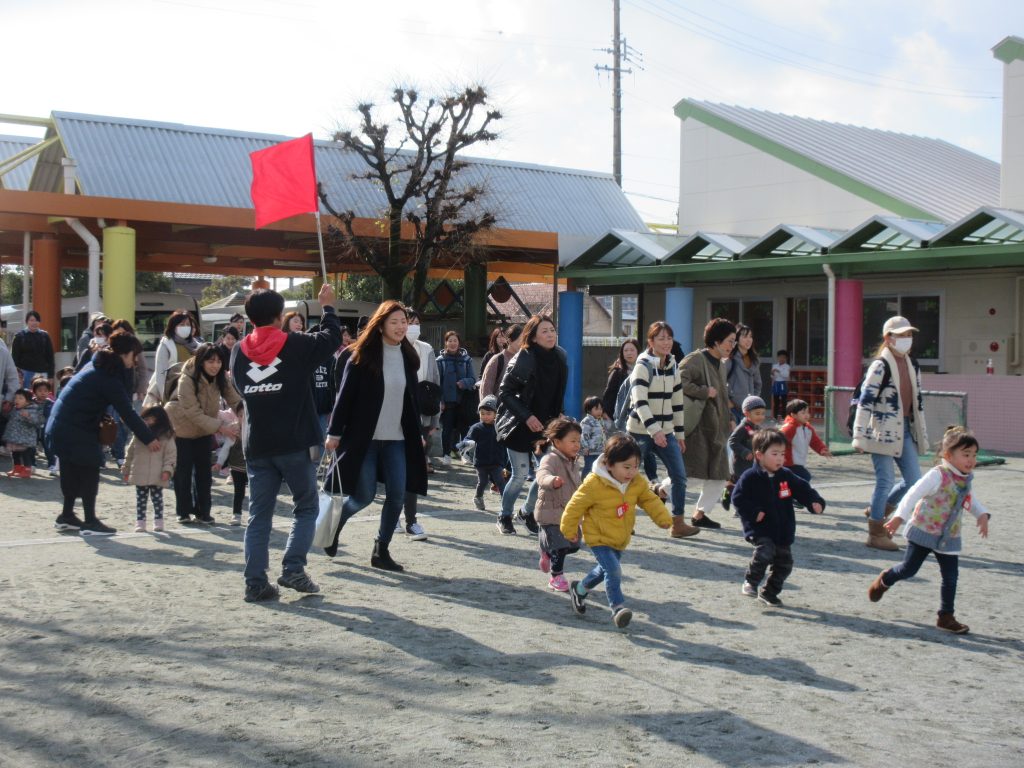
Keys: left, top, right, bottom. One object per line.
{"left": 175, "top": 325, "right": 192, "bottom": 340}
{"left": 892, "top": 337, "right": 913, "bottom": 354}
{"left": 406, "top": 324, "right": 421, "bottom": 341}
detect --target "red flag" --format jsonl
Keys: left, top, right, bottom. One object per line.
{"left": 250, "top": 134, "right": 318, "bottom": 229}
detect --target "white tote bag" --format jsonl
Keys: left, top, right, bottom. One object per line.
{"left": 312, "top": 453, "right": 344, "bottom": 549}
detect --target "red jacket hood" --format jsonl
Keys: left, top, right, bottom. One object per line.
{"left": 241, "top": 326, "right": 287, "bottom": 365}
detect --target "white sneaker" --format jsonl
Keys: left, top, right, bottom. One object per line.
{"left": 395, "top": 521, "right": 404, "bottom": 533}
{"left": 48, "top": 465, "right": 59, "bottom": 476}
{"left": 440, "top": 455, "right": 451, "bottom": 466}
{"left": 406, "top": 522, "right": 428, "bottom": 541}
{"left": 742, "top": 581, "right": 757, "bottom": 597}
{"left": 231, "top": 514, "right": 242, "bottom": 526}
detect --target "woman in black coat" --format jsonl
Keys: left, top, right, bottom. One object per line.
{"left": 46, "top": 331, "right": 159, "bottom": 535}
{"left": 324, "top": 300, "right": 427, "bottom": 571}
{"left": 495, "top": 314, "right": 568, "bottom": 535}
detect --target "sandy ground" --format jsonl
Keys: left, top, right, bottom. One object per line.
{"left": 0, "top": 451, "right": 1022, "bottom": 768}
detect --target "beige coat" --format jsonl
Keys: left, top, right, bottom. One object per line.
{"left": 534, "top": 447, "right": 583, "bottom": 526}
{"left": 165, "top": 357, "right": 241, "bottom": 439}
{"left": 124, "top": 434, "right": 177, "bottom": 487}
{"left": 680, "top": 349, "right": 731, "bottom": 481}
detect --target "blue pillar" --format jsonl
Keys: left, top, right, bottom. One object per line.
{"left": 558, "top": 290, "right": 584, "bottom": 419}
{"left": 665, "top": 286, "right": 694, "bottom": 354}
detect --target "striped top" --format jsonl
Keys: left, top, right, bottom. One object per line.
{"left": 626, "top": 351, "right": 686, "bottom": 439}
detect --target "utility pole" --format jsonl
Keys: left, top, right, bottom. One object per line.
{"left": 595, "top": 0, "right": 642, "bottom": 336}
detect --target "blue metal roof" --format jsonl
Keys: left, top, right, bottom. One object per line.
{"left": 31, "top": 112, "right": 645, "bottom": 254}
{"left": 0, "top": 135, "right": 39, "bottom": 190}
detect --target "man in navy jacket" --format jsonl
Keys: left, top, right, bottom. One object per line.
{"left": 231, "top": 282, "right": 342, "bottom": 603}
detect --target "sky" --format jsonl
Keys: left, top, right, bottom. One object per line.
{"left": 2, "top": 0, "right": 1021, "bottom": 225}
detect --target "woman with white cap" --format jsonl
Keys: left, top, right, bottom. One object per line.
{"left": 852, "top": 316, "right": 928, "bottom": 551}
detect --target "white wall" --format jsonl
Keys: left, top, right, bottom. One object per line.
{"left": 678, "top": 120, "right": 899, "bottom": 234}
{"left": 1001, "top": 57, "right": 1024, "bottom": 210}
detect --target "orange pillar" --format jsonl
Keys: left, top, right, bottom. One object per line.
{"left": 32, "top": 238, "right": 62, "bottom": 345}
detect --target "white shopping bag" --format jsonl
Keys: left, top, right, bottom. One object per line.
{"left": 312, "top": 453, "right": 343, "bottom": 549}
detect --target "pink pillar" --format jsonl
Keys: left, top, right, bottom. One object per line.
{"left": 834, "top": 279, "right": 863, "bottom": 388}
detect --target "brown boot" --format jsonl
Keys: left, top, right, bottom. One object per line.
{"left": 866, "top": 519, "right": 899, "bottom": 551}
{"left": 867, "top": 571, "right": 890, "bottom": 602}
{"left": 936, "top": 612, "right": 969, "bottom": 634}
{"left": 864, "top": 503, "right": 898, "bottom": 520}
{"left": 671, "top": 515, "right": 700, "bottom": 538}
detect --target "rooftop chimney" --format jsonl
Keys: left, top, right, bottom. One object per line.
{"left": 993, "top": 36, "right": 1024, "bottom": 210}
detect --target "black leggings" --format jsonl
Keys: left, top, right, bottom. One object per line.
{"left": 11, "top": 448, "right": 33, "bottom": 467}
{"left": 174, "top": 436, "right": 213, "bottom": 519}
{"left": 57, "top": 458, "right": 101, "bottom": 521}
{"left": 231, "top": 469, "right": 248, "bottom": 516}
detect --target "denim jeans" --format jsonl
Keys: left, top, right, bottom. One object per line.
{"left": 745, "top": 537, "right": 793, "bottom": 597}
{"left": 500, "top": 447, "right": 532, "bottom": 519}
{"left": 338, "top": 440, "right": 406, "bottom": 546}
{"left": 582, "top": 545, "right": 625, "bottom": 608}
{"left": 244, "top": 448, "right": 319, "bottom": 587}
{"left": 582, "top": 454, "right": 598, "bottom": 478}
{"left": 882, "top": 541, "right": 959, "bottom": 614}
{"left": 869, "top": 422, "right": 922, "bottom": 520}
{"left": 633, "top": 433, "right": 687, "bottom": 515}
{"left": 440, "top": 402, "right": 460, "bottom": 454}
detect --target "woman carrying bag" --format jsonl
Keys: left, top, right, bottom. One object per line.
{"left": 324, "top": 301, "right": 427, "bottom": 572}
{"left": 436, "top": 331, "right": 476, "bottom": 464}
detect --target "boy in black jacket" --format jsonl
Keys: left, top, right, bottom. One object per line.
{"left": 464, "top": 395, "right": 507, "bottom": 511}
{"left": 231, "top": 283, "right": 341, "bottom": 604}
{"left": 733, "top": 428, "right": 825, "bottom": 607}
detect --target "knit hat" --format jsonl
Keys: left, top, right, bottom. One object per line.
{"left": 478, "top": 395, "right": 498, "bottom": 413}
{"left": 742, "top": 395, "right": 766, "bottom": 413}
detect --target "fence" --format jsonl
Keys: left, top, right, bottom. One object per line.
{"left": 824, "top": 386, "right": 968, "bottom": 459}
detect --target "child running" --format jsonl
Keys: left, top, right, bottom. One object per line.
{"left": 770, "top": 350, "right": 790, "bottom": 420}
{"left": 464, "top": 395, "right": 506, "bottom": 513}
{"left": 123, "top": 405, "right": 177, "bottom": 532}
{"left": 867, "top": 427, "right": 991, "bottom": 634}
{"left": 579, "top": 395, "right": 612, "bottom": 477}
{"left": 214, "top": 401, "right": 249, "bottom": 526}
{"left": 534, "top": 417, "right": 583, "bottom": 592}
{"left": 723, "top": 395, "right": 767, "bottom": 511}
{"left": 561, "top": 433, "right": 673, "bottom": 628}
{"left": 778, "top": 398, "right": 832, "bottom": 483}
{"left": 733, "top": 428, "right": 825, "bottom": 607}
{"left": 4, "top": 388, "right": 43, "bottom": 477}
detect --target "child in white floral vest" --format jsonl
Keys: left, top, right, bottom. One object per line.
{"left": 867, "top": 427, "right": 991, "bottom": 634}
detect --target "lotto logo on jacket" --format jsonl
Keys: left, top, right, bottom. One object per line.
{"left": 243, "top": 357, "right": 284, "bottom": 393}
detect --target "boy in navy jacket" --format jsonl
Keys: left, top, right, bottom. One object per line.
{"left": 732, "top": 428, "right": 826, "bottom": 607}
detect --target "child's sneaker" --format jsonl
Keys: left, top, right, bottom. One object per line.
{"left": 538, "top": 550, "right": 551, "bottom": 573}
{"left": 473, "top": 496, "right": 485, "bottom": 511}
{"left": 153, "top": 518, "right": 164, "bottom": 532}
{"left": 758, "top": 589, "right": 783, "bottom": 607}
{"left": 497, "top": 517, "right": 516, "bottom": 535}
{"left": 548, "top": 574, "right": 569, "bottom": 592}
{"left": 569, "top": 581, "right": 587, "bottom": 614}
{"left": 741, "top": 581, "right": 757, "bottom": 597}
{"left": 231, "top": 514, "right": 242, "bottom": 526}
{"left": 134, "top": 520, "right": 147, "bottom": 533}
{"left": 612, "top": 606, "right": 633, "bottom": 628}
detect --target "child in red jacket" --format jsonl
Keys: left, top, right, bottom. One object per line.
{"left": 778, "top": 399, "right": 831, "bottom": 484}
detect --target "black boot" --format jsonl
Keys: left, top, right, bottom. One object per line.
{"left": 324, "top": 520, "right": 345, "bottom": 558}
{"left": 371, "top": 540, "right": 404, "bottom": 572}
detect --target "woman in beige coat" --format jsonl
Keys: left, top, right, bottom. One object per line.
{"left": 166, "top": 343, "right": 240, "bottom": 524}
{"left": 680, "top": 318, "right": 737, "bottom": 530}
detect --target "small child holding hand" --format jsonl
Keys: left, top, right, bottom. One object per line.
{"left": 123, "top": 405, "right": 176, "bottom": 532}
{"left": 733, "top": 428, "right": 825, "bottom": 607}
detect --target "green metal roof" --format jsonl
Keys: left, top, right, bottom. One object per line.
{"left": 932, "top": 208, "right": 1024, "bottom": 247}
{"left": 993, "top": 35, "right": 1024, "bottom": 64}
{"left": 568, "top": 229, "right": 688, "bottom": 269}
{"left": 662, "top": 232, "right": 755, "bottom": 264}
{"left": 740, "top": 225, "right": 844, "bottom": 259}
{"left": 830, "top": 216, "right": 945, "bottom": 252}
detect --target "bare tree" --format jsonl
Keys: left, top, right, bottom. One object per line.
{"left": 319, "top": 85, "right": 501, "bottom": 306}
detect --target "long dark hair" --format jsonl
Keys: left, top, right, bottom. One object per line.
{"left": 609, "top": 338, "right": 641, "bottom": 372}
{"left": 486, "top": 327, "right": 506, "bottom": 355}
{"left": 193, "top": 342, "right": 230, "bottom": 395}
{"left": 732, "top": 323, "right": 758, "bottom": 365}
{"left": 347, "top": 300, "right": 418, "bottom": 376}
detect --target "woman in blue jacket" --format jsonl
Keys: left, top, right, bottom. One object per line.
{"left": 435, "top": 331, "right": 476, "bottom": 464}
{"left": 46, "top": 331, "right": 160, "bottom": 535}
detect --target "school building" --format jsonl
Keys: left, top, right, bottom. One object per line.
{"left": 559, "top": 36, "right": 1024, "bottom": 453}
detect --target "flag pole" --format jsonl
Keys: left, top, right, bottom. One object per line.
{"left": 314, "top": 210, "right": 328, "bottom": 282}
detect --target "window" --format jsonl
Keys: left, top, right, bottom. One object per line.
{"left": 709, "top": 299, "right": 773, "bottom": 357}
{"left": 787, "top": 297, "right": 827, "bottom": 367}
{"left": 862, "top": 294, "right": 941, "bottom": 362}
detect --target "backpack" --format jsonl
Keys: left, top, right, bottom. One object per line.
{"left": 416, "top": 380, "right": 442, "bottom": 416}
{"left": 613, "top": 358, "right": 654, "bottom": 432}
{"left": 163, "top": 362, "right": 186, "bottom": 404}
{"left": 847, "top": 356, "right": 920, "bottom": 434}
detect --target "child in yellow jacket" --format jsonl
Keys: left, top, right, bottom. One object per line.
{"left": 560, "top": 433, "right": 672, "bottom": 628}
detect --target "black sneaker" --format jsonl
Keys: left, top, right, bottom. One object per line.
{"left": 54, "top": 514, "right": 84, "bottom": 531}
{"left": 721, "top": 487, "right": 732, "bottom": 511}
{"left": 517, "top": 509, "right": 539, "bottom": 535}
{"left": 79, "top": 519, "right": 117, "bottom": 536}
{"left": 277, "top": 570, "right": 320, "bottom": 593}
{"left": 758, "top": 590, "right": 783, "bottom": 608}
{"left": 612, "top": 606, "right": 633, "bottom": 628}
{"left": 244, "top": 582, "right": 280, "bottom": 603}
{"left": 691, "top": 514, "right": 722, "bottom": 529}
{"left": 569, "top": 581, "right": 587, "bottom": 615}
{"left": 194, "top": 515, "right": 215, "bottom": 525}
{"left": 497, "top": 517, "right": 516, "bottom": 535}
{"left": 178, "top": 515, "right": 195, "bottom": 525}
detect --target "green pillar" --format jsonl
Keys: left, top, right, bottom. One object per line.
{"left": 103, "top": 226, "right": 136, "bottom": 326}
{"left": 463, "top": 262, "right": 488, "bottom": 356}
